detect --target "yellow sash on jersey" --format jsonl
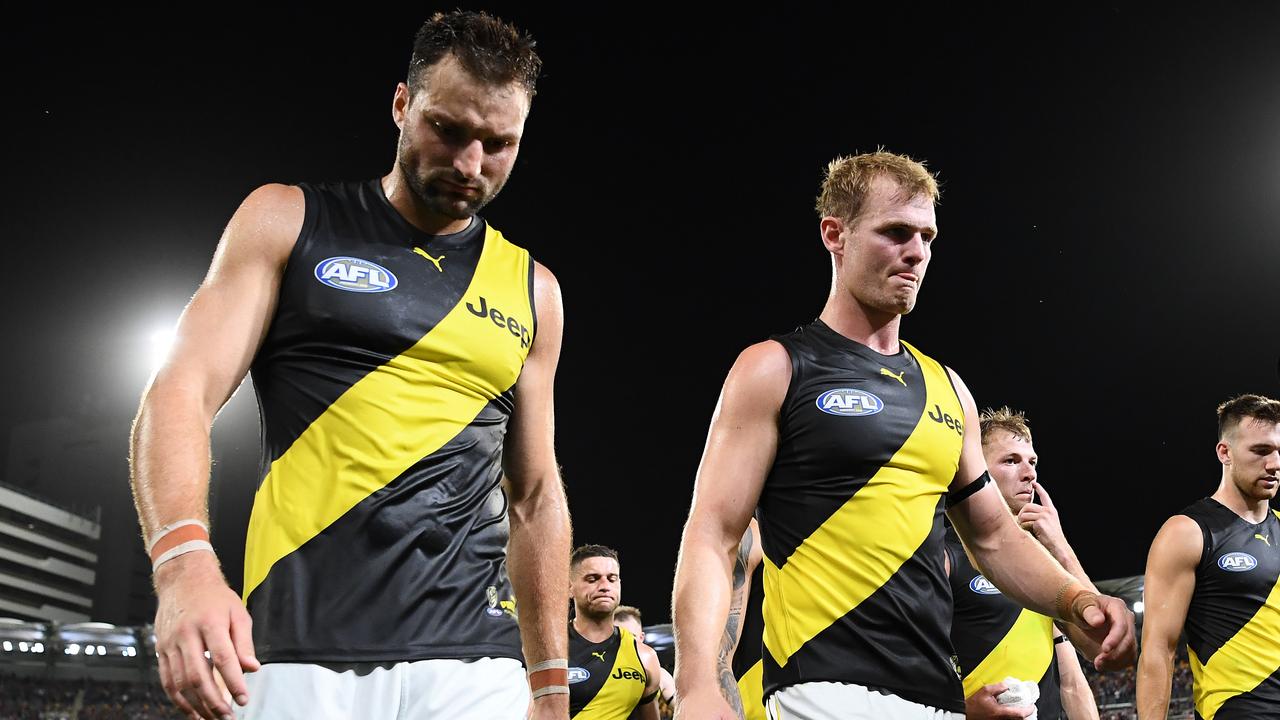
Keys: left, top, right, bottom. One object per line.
{"left": 243, "top": 225, "right": 533, "bottom": 601}
{"left": 574, "top": 627, "right": 649, "bottom": 720}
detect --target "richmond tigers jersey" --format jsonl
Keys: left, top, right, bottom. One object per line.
{"left": 759, "top": 319, "right": 966, "bottom": 712}
{"left": 945, "top": 526, "right": 1063, "bottom": 719}
{"left": 243, "top": 179, "right": 534, "bottom": 662}
{"left": 1181, "top": 497, "right": 1280, "bottom": 719}
{"left": 569, "top": 626, "right": 648, "bottom": 719}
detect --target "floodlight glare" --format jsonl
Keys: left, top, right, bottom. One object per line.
{"left": 149, "top": 327, "right": 177, "bottom": 373}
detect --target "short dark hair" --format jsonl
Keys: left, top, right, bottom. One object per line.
{"left": 408, "top": 11, "right": 541, "bottom": 95}
{"left": 571, "top": 544, "right": 619, "bottom": 570}
{"left": 1217, "top": 394, "right": 1280, "bottom": 440}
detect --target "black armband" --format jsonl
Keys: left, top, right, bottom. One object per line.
{"left": 946, "top": 471, "right": 990, "bottom": 508}
{"left": 640, "top": 689, "right": 659, "bottom": 705}
{"left": 1054, "top": 635, "right": 1070, "bottom": 645}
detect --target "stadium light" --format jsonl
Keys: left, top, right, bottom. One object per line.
{"left": 65, "top": 643, "right": 80, "bottom": 655}
{"left": 2, "top": 641, "right": 11, "bottom": 651}
{"left": 97, "top": 644, "right": 106, "bottom": 655}
{"left": 18, "top": 642, "right": 28, "bottom": 652}
{"left": 85, "top": 645, "right": 95, "bottom": 656}
{"left": 1133, "top": 600, "right": 1144, "bottom": 613}
{"left": 33, "top": 642, "right": 43, "bottom": 653}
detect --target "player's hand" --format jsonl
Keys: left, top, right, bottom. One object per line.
{"left": 154, "top": 553, "right": 259, "bottom": 720}
{"left": 1017, "top": 481, "right": 1067, "bottom": 552}
{"left": 965, "top": 683, "right": 1034, "bottom": 719}
{"left": 674, "top": 687, "right": 743, "bottom": 720}
{"left": 1072, "top": 593, "right": 1137, "bottom": 671}
{"left": 527, "top": 691, "right": 569, "bottom": 720}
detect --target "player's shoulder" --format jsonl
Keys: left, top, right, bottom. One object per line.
{"left": 1150, "top": 513, "right": 1205, "bottom": 568}
{"left": 218, "top": 183, "right": 305, "bottom": 266}
{"left": 720, "top": 340, "right": 792, "bottom": 411}
{"left": 239, "top": 183, "right": 304, "bottom": 219}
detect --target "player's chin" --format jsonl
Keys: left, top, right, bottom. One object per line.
{"left": 894, "top": 292, "right": 919, "bottom": 315}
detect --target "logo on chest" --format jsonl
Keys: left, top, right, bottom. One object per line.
{"left": 611, "top": 667, "right": 645, "bottom": 682}
{"left": 927, "top": 403, "right": 964, "bottom": 436}
{"left": 1218, "top": 552, "right": 1258, "bottom": 572}
{"left": 567, "top": 667, "right": 590, "bottom": 684}
{"left": 969, "top": 575, "right": 1001, "bottom": 595}
{"left": 816, "top": 388, "right": 884, "bottom": 417}
{"left": 466, "top": 296, "right": 531, "bottom": 349}
{"left": 314, "top": 257, "right": 398, "bottom": 293}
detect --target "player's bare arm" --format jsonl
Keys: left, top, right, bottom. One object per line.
{"left": 504, "top": 262, "right": 572, "bottom": 719}
{"left": 131, "top": 183, "right": 301, "bottom": 720}
{"left": 672, "top": 342, "right": 788, "bottom": 720}
{"left": 1135, "top": 515, "right": 1201, "bottom": 720}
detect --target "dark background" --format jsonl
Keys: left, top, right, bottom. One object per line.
{"left": 3, "top": 5, "right": 1278, "bottom": 625}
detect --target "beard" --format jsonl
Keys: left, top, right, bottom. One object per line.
{"left": 401, "top": 162, "right": 496, "bottom": 219}
{"left": 1231, "top": 468, "right": 1279, "bottom": 501}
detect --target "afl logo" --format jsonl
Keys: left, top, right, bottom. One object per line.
{"left": 969, "top": 575, "right": 1001, "bottom": 595}
{"left": 314, "top": 256, "right": 398, "bottom": 293}
{"left": 816, "top": 388, "right": 884, "bottom": 417}
{"left": 567, "top": 667, "right": 590, "bottom": 684}
{"left": 1218, "top": 552, "right": 1258, "bottom": 572}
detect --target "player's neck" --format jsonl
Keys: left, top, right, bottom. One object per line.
{"left": 572, "top": 613, "right": 616, "bottom": 643}
{"left": 380, "top": 172, "right": 473, "bottom": 236}
{"left": 1213, "top": 477, "right": 1271, "bottom": 523}
{"left": 819, "top": 292, "right": 902, "bottom": 355}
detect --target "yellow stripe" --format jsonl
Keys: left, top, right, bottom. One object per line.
{"left": 242, "top": 226, "right": 532, "bottom": 600}
{"left": 575, "top": 628, "right": 646, "bottom": 720}
{"left": 762, "top": 343, "right": 962, "bottom": 666}
{"left": 737, "top": 660, "right": 766, "bottom": 720}
{"left": 961, "top": 609, "right": 1055, "bottom": 697}
{"left": 1190, "top": 555, "right": 1280, "bottom": 720}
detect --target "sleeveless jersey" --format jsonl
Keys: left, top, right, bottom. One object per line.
{"left": 244, "top": 179, "right": 534, "bottom": 662}
{"left": 945, "top": 526, "right": 1062, "bottom": 719}
{"left": 759, "top": 319, "right": 966, "bottom": 712}
{"left": 1181, "top": 497, "right": 1280, "bottom": 719}
{"left": 733, "top": 561, "right": 766, "bottom": 720}
{"left": 569, "top": 625, "right": 648, "bottom": 719}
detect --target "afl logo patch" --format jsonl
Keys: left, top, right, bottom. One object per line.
{"left": 1218, "top": 552, "right": 1258, "bottom": 572}
{"left": 567, "top": 667, "right": 590, "bottom": 684}
{"left": 314, "top": 256, "right": 398, "bottom": 293}
{"left": 816, "top": 388, "right": 884, "bottom": 417}
{"left": 969, "top": 575, "right": 1001, "bottom": 595}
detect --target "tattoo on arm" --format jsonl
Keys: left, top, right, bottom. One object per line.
{"left": 716, "top": 529, "right": 754, "bottom": 719}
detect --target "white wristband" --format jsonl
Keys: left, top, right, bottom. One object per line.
{"left": 151, "top": 540, "right": 215, "bottom": 571}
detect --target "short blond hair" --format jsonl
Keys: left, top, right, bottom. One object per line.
{"left": 980, "top": 406, "right": 1032, "bottom": 445}
{"left": 815, "top": 150, "right": 940, "bottom": 224}
{"left": 614, "top": 605, "right": 642, "bottom": 624}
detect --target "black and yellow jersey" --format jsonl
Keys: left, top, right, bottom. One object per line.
{"left": 732, "top": 561, "right": 766, "bottom": 720}
{"left": 568, "top": 625, "right": 649, "bottom": 719}
{"left": 243, "top": 179, "right": 534, "bottom": 662}
{"left": 759, "top": 319, "right": 965, "bottom": 712}
{"left": 945, "top": 526, "right": 1063, "bottom": 719}
{"left": 1181, "top": 497, "right": 1280, "bottom": 719}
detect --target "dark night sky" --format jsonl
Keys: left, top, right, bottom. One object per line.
{"left": 3, "top": 5, "right": 1279, "bottom": 625}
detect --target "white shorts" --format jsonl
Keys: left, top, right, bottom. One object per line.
{"left": 766, "top": 682, "right": 964, "bottom": 720}
{"left": 234, "top": 657, "right": 528, "bottom": 720}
